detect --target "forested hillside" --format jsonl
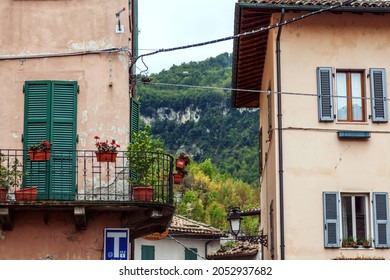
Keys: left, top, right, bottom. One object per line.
{"left": 137, "top": 52, "right": 260, "bottom": 187}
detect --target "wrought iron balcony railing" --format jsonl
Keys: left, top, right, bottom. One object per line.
{"left": 0, "top": 149, "right": 174, "bottom": 204}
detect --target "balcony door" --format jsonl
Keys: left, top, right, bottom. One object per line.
{"left": 23, "top": 81, "right": 78, "bottom": 200}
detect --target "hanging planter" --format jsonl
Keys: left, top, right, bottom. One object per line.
{"left": 28, "top": 140, "right": 52, "bottom": 161}
{"left": 15, "top": 187, "right": 37, "bottom": 201}
{"left": 173, "top": 173, "right": 183, "bottom": 184}
{"left": 95, "top": 152, "right": 117, "bottom": 162}
{"left": 133, "top": 186, "right": 153, "bottom": 201}
{"left": 94, "top": 136, "right": 120, "bottom": 162}
{"left": 175, "top": 159, "right": 185, "bottom": 170}
{"left": 28, "top": 150, "right": 51, "bottom": 161}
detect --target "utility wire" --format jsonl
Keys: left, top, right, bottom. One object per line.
{"left": 0, "top": 47, "right": 129, "bottom": 60}
{"left": 167, "top": 234, "right": 207, "bottom": 260}
{"left": 132, "top": 0, "right": 357, "bottom": 69}
{"left": 139, "top": 81, "right": 389, "bottom": 102}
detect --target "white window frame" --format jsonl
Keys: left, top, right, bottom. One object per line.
{"left": 340, "top": 192, "right": 371, "bottom": 242}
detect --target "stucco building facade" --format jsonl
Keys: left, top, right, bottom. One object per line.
{"left": 232, "top": 0, "right": 390, "bottom": 260}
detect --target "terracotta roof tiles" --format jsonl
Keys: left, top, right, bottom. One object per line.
{"left": 169, "top": 215, "right": 226, "bottom": 236}
{"left": 239, "top": 0, "right": 390, "bottom": 8}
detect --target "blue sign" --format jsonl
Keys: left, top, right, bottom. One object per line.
{"left": 104, "top": 228, "right": 129, "bottom": 260}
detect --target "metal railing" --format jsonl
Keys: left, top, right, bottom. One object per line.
{"left": 0, "top": 149, "right": 174, "bottom": 204}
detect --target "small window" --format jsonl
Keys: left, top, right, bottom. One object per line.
{"left": 141, "top": 245, "right": 155, "bottom": 260}
{"left": 336, "top": 70, "right": 366, "bottom": 122}
{"left": 185, "top": 248, "right": 198, "bottom": 260}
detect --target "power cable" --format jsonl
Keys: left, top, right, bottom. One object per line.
{"left": 132, "top": 0, "right": 358, "bottom": 69}
{"left": 139, "top": 81, "right": 390, "bottom": 103}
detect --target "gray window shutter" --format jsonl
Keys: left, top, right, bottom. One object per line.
{"left": 323, "top": 192, "right": 340, "bottom": 247}
{"left": 373, "top": 192, "right": 390, "bottom": 248}
{"left": 370, "top": 68, "right": 388, "bottom": 122}
{"left": 317, "top": 68, "right": 334, "bottom": 122}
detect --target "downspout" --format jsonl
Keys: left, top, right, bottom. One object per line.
{"left": 205, "top": 240, "right": 212, "bottom": 259}
{"left": 276, "top": 8, "right": 285, "bottom": 260}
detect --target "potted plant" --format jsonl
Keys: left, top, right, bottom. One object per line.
{"left": 342, "top": 236, "right": 354, "bottom": 248}
{"left": 126, "top": 125, "right": 164, "bottom": 201}
{"left": 361, "top": 238, "right": 371, "bottom": 248}
{"left": 176, "top": 152, "right": 190, "bottom": 171}
{"left": 28, "top": 139, "right": 52, "bottom": 161}
{"left": 173, "top": 152, "right": 191, "bottom": 184}
{"left": 94, "top": 136, "right": 120, "bottom": 162}
{"left": 0, "top": 154, "right": 23, "bottom": 201}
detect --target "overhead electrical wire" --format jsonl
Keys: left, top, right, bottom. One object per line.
{"left": 138, "top": 81, "right": 390, "bottom": 103}
{"left": 132, "top": 0, "right": 358, "bottom": 69}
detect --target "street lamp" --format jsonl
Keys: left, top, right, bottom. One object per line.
{"left": 228, "top": 207, "right": 242, "bottom": 238}
{"left": 227, "top": 207, "right": 268, "bottom": 247}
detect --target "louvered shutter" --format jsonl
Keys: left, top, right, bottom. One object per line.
{"left": 24, "top": 81, "right": 77, "bottom": 200}
{"left": 317, "top": 68, "right": 334, "bottom": 122}
{"left": 23, "top": 81, "right": 51, "bottom": 194}
{"left": 323, "top": 192, "right": 340, "bottom": 247}
{"left": 373, "top": 192, "right": 390, "bottom": 248}
{"left": 50, "top": 81, "right": 77, "bottom": 200}
{"left": 370, "top": 69, "right": 388, "bottom": 122}
{"left": 130, "top": 98, "right": 140, "bottom": 143}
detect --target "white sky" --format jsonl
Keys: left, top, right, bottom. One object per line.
{"left": 137, "top": 0, "right": 238, "bottom": 74}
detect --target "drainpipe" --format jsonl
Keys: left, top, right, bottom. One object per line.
{"left": 205, "top": 240, "right": 212, "bottom": 259}
{"left": 276, "top": 8, "right": 285, "bottom": 260}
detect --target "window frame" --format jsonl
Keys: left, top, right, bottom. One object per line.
{"left": 335, "top": 69, "right": 367, "bottom": 123}
{"left": 340, "top": 193, "right": 370, "bottom": 242}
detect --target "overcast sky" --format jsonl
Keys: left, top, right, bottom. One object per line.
{"left": 137, "top": 0, "right": 238, "bottom": 74}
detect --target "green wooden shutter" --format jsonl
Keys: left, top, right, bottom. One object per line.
{"left": 373, "top": 192, "right": 390, "bottom": 248}
{"left": 23, "top": 81, "right": 51, "bottom": 194}
{"left": 130, "top": 98, "right": 140, "bottom": 143}
{"left": 323, "top": 192, "right": 340, "bottom": 247}
{"left": 185, "top": 248, "right": 198, "bottom": 260}
{"left": 317, "top": 67, "right": 334, "bottom": 122}
{"left": 370, "top": 68, "right": 388, "bottom": 123}
{"left": 24, "top": 80, "right": 77, "bottom": 200}
{"left": 50, "top": 81, "right": 77, "bottom": 200}
{"left": 141, "top": 245, "right": 155, "bottom": 260}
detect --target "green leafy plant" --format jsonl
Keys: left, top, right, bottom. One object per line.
{"left": 0, "top": 154, "right": 23, "bottom": 191}
{"left": 126, "top": 125, "right": 165, "bottom": 186}
{"left": 94, "top": 136, "right": 120, "bottom": 153}
{"left": 28, "top": 140, "right": 52, "bottom": 151}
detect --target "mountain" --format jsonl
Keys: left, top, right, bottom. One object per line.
{"left": 137, "top": 53, "right": 260, "bottom": 186}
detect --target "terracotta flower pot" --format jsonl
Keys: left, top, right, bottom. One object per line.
{"left": 15, "top": 187, "right": 37, "bottom": 201}
{"left": 95, "top": 152, "right": 117, "bottom": 162}
{"left": 176, "top": 159, "right": 185, "bottom": 170}
{"left": 133, "top": 186, "right": 153, "bottom": 201}
{"left": 0, "top": 187, "right": 7, "bottom": 201}
{"left": 28, "top": 150, "right": 51, "bottom": 161}
{"left": 173, "top": 173, "right": 183, "bottom": 184}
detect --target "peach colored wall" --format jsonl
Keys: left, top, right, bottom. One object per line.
{"left": 260, "top": 11, "right": 390, "bottom": 259}
{"left": 0, "top": 211, "right": 123, "bottom": 260}
{"left": 0, "top": 0, "right": 132, "bottom": 150}
{"left": 259, "top": 23, "right": 279, "bottom": 260}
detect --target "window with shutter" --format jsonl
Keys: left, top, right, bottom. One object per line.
{"left": 23, "top": 80, "right": 77, "bottom": 200}
{"left": 141, "top": 245, "right": 155, "bottom": 260}
{"left": 185, "top": 248, "right": 198, "bottom": 260}
{"left": 317, "top": 68, "right": 334, "bottom": 122}
{"left": 370, "top": 68, "right": 388, "bottom": 123}
{"left": 323, "top": 192, "right": 340, "bottom": 247}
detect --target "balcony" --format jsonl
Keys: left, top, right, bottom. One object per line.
{"left": 0, "top": 149, "right": 175, "bottom": 238}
